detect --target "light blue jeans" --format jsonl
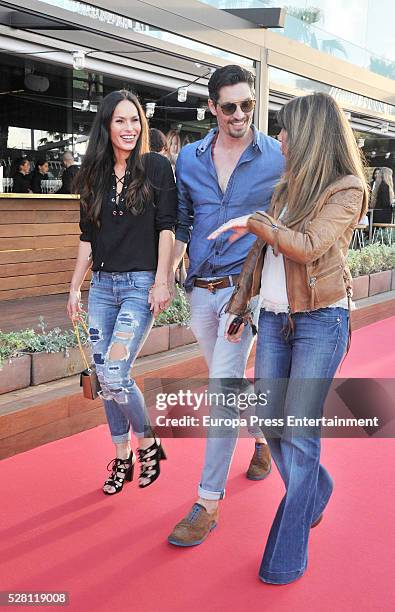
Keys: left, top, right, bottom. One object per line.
{"left": 88, "top": 271, "right": 155, "bottom": 442}
{"left": 188, "top": 284, "right": 260, "bottom": 501}
{"left": 255, "top": 307, "right": 349, "bottom": 584}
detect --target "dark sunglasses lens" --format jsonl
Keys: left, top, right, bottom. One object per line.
{"left": 221, "top": 103, "right": 237, "bottom": 116}
{"left": 240, "top": 99, "right": 255, "bottom": 113}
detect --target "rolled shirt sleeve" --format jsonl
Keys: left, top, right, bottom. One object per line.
{"left": 79, "top": 203, "right": 93, "bottom": 242}
{"left": 153, "top": 155, "right": 177, "bottom": 233}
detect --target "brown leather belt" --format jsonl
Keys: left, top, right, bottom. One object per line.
{"left": 194, "top": 275, "right": 239, "bottom": 293}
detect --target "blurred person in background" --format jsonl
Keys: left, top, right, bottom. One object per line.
{"left": 370, "top": 167, "right": 381, "bottom": 190}
{"left": 12, "top": 157, "right": 32, "bottom": 193}
{"left": 166, "top": 129, "right": 181, "bottom": 173}
{"left": 56, "top": 151, "right": 79, "bottom": 194}
{"left": 31, "top": 159, "right": 49, "bottom": 193}
{"left": 149, "top": 128, "right": 168, "bottom": 155}
{"left": 370, "top": 167, "right": 394, "bottom": 223}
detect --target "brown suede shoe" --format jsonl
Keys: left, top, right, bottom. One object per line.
{"left": 167, "top": 503, "right": 219, "bottom": 547}
{"left": 246, "top": 442, "right": 272, "bottom": 480}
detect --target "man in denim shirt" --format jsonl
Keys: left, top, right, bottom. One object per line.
{"left": 168, "top": 65, "right": 284, "bottom": 547}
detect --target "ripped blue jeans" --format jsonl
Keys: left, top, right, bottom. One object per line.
{"left": 88, "top": 271, "right": 155, "bottom": 442}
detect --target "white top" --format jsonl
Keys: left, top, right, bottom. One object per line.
{"left": 260, "top": 246, "right": 351, "bottom": 314}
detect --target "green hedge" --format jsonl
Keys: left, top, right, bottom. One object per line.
{"left": 347, "top": 244, "right": 395, "bottom": 278}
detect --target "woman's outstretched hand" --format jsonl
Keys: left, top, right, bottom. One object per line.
{"left": 208, "top": 214, "right": 251, "bottom": 242}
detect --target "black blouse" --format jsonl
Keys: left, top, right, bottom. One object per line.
{"left": 31, "top": 171, "right": 48, "bottom": 194}
{"left": 12, "top": 172, "right": 31, "bottom": 193}
{"left": 80, "top": 152, "right": 177, "bottom": 272}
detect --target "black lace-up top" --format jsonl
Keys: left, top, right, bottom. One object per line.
{"left": 79, "top": 152, "right": 177, "bottom": 272}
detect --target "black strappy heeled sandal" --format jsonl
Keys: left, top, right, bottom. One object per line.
{"left": 103, "top": 451, "right": 135, "bottom": 495}
{"left": 137, "top": 438, "right": 167, "bottom": 488}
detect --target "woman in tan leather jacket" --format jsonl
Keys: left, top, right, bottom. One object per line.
{"left": 209, "top": 92, "right": 369, "bottom": 585}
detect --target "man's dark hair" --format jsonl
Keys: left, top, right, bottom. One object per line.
{"left": 208, "top": 64, "right": 255, "bottom": 105}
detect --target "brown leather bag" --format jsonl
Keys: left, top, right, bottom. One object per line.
{"left": 73, "top": 319, "right": 101, "bottom": 400}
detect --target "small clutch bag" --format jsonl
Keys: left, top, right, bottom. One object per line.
{"left": 80, "top": 367, "right": 101, "bottom": 400}
{"left": 73, "top": 318, "right": 101, "bottom": 400}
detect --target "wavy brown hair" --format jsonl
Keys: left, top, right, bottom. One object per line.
{"left": 272, "top": 92, "right": 369, "bottom": 225}
{"left": 74, "top": 90, "right": 151, "bottom": 224}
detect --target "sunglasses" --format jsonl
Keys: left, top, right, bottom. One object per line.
{"left": 217, "top": 98, "right": 256, "bottom": 116}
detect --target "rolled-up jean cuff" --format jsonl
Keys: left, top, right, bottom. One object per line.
{"left": 198, "top": 484, "right": 225, "bottom": 501}
{"left": 248, "top": 426, "right": 266, "bottom": 439}
{"left": 111, "top": 433, "right": 131, "bottom": 444}
{"left": 134, "top": 431, "right": 146, "bottom": 439}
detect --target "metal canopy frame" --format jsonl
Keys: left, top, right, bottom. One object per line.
{"left": 81, "top": 0, "right": 395, "bottom": 104}
{"left": 0, "top": 27, "right": 211, "bottom": 96}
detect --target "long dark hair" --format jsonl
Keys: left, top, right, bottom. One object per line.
{"left": 75, "top": 90, "right": 151, "bottom": 224}
{"left": 11, "top": 157, "right": 29, "bottom": 177}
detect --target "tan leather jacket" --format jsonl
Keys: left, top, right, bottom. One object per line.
{"left": 226, "top": 175, "right": 366, "bottom": 317}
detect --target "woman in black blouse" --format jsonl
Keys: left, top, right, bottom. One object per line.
{"left": 67, "top": 90, "right": 177, "bottom": 494}
{"left": 30, "top": 159, "right": 49, "bottom": 193}
{"left": 12, "top": 157, "right": 32, "bottom": 193}
{"left": 371, "top": 167, "right": 394, "bottom": 223}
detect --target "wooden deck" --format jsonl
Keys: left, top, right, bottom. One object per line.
{"left": 0, "top": 291, "right": 88, "bottom": 333}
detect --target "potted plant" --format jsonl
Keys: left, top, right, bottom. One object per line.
{"left": 347, "top": 249, "right": 369, "bottom": 300}
{"left": 24, "top": 317, "right": 89, "bottom": 386}
{"left": 0, "top": 287, "right": 194, "bottom": 393}
{"left": 157, "top": 284, "right": 195, "bottom": 350}
{"left": 347, "top": 244, "right": 395, "bottom": 299}
{"left": 0, "top": 330, "right": 33, "bottom": 394}
{"left": 139, "top": 285, "right": 194, "bottom": 356}
{"left": 363, "top": 244, "right": 393, "bottom": 296}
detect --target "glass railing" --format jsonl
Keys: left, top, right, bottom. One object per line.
{"left": 278, "top": 13, "right": 395, "bottom": 81}
{"left": 200, "top": 1, "right": 395, "bottom": 81}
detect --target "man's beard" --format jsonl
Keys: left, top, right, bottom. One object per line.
{"left": 228, "top": 119, "right": 250, "bottom": 138}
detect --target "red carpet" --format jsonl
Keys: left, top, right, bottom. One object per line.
{"left": 1, "top": 318, "right": 395, "bottom": 612}
{"left": 338, "top": 316, "right": 395, "bottom": 378}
